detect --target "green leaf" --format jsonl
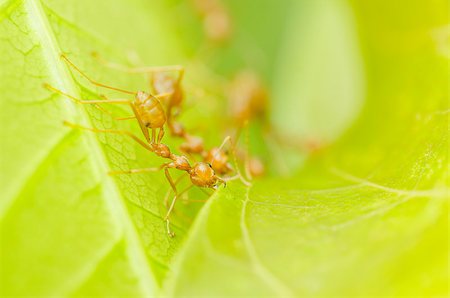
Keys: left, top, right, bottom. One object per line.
{"left": 0, "top": 0, "right": 189, "bottom": 295}
{"left": 163, "top": 0, "right": 449, "bottom": 296}
{"left": 1, "top": 0, "right": 448, "bottom": 297}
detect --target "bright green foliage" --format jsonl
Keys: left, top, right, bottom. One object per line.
{"left": 0, "top": 0, "right": 448, "bottom": 297}
{"left": 0, "top": 0, "right": 186, "bottom": 295}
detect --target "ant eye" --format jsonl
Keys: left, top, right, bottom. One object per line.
{"left": 207, "top": 163, "right": 212, "bottom": 168}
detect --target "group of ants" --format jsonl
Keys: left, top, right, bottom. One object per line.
{"left": 44, "top": 53, "right": 272, "bottom": 237}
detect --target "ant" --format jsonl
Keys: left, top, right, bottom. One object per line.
{"left": 192, "top": 0, "right": 232, "bottom": 43}
{"left": 91, "top": 52, "right": 187, "bottom": 139}
{"left": 45, "top": 54, "right": 173, "bottom": 145}
{"left": 227, "top": 69, "right": 326, "bottom": 176}
{"left": 227, "top": 69, "right": 269, "bottom": 129}
{"left": 44, "top": 54, "right": 249, "bottom": 237}
{"left": 62, "top": 121, "right": 244, "bottom": 237}
{"left": 91, "top": 52, "right": 239, "bottom": 176}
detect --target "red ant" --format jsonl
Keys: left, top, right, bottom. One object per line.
{"left": 227, "top": 69, "right": 326, "bottom": 175}
{"left": 91, "top": 53, "right": 186, "bottom": 136}
{"left": 192, "top": 0, "right": 232, "bottom": 43}
{"left": 44, "top": 54, "right": 249, "bottom": 237}
{"left": 61, "top": 121, "right": 245, "bottom": 237}
{"left": 90, "top": 52, "right": 245, "bottom": 179}
{"left": 45, "top": 54, "right": 173, "bottom": 145}
{"left": 91, "top": 53, "right": 207, "bottom": 154}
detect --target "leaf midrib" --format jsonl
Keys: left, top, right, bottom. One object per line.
{"left": 25, "top": 0, "right": 156, "bottom": 294}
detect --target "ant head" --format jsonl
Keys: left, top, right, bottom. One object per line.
{"left": 152, "top": 143, "right": 171, "bottom": 158}
{"left": 189, "top": 162, "right": 224, "bottom": 189}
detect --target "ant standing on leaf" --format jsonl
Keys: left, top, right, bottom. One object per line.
{"left": 91, "top": 52, "right": 207, "bottom": 156}
{"left": 62, "top": 121, "right": 233, "bottom": 237}
{"left": 91, "top": 52, "right": 245, "bottom": 180}
{"left": 44, "top": 53, "right": 249, "bottom": 237}
{"left": 45, "top": 54, "right": 173, "bottom": 145}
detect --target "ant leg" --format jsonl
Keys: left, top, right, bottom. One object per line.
{"left": 92, "top": 103, "right": 114, "bottom": 116}
{"left": 151, "top": 129, "right": 156, "bottom": 144}
{"left": 92, "top": 52, "right": 184, "bottom": 75}
{"left": 163, "top": 173, "right": 188, "bottom": 208}
{"left": 230, "top": 120, "right": 254, "bottom": 181}
{"left": 44, "top": 84, "right": 130, "bottom": 105}
{"left": 164, "top": 167, "right": 178, "bottom": 197}
{"left": 63, "top": 121, "right": 154, "bottom": 153}
{"left": 181, "top": 186, "right": 211, "bottom": 204}
{"left": 163, "top": 167, "right": 178, "bottom": 237}
{"left": 175, "top": 67, "right": 185, "bottom": 85}
{"left": 154, "top": 92, "right": 174, "bottom": 100}
{"left": 213, "top": 136, "right": 251, "bottom": 186}
{"left": 60, "top": 54, "right": 135, "bottom": 95}
{"left": 108, "top": 167, "right": 162, "bottom": 176}
{"left": 165, "top": 184, "right": 194, "bottom": 238}
{"left": 116, "top": 115, "right": 136, "bottom": 121}
{"left": 243, "top": 121, "right": 252, "bottom": 180}
{"left": 157, "top": 127, "right": 165, "bottom": 143}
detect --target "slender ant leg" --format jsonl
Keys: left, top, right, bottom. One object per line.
{"left": 165, "top": 184, "right": 194, "bottom": 238}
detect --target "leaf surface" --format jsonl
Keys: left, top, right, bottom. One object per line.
{"left": 0, "top": 0, "right": 188, "bottom": 295}
{"left": 163, "top": 0, "right": 449, "bottom": 296}
{"left": 1, "top": 0, "right": 448, "bottom": 296}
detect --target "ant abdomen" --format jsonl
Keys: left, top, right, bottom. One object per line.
{"left": 135, "top": 91, "right": 166, "bottom": 128}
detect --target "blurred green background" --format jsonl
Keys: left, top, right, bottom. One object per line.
{"left": 0, "top": 0, "right": 448, "bottom": 296}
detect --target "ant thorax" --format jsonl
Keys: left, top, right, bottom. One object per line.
{"left": 172, "top": 155, "right": 191, "bottom": 171}
{"left": 134, "top": 91, "right": 166, "bottom": 128}
{"left": 189, "top": 162, "right": 219, "bottom": 188}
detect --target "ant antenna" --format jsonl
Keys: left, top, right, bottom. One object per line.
{"left": 61, "top": 54, "right": 135, "bottom": 95}
{"left": 243, "top": 120, "right": 252, "bottom": 180}
{"left": 212, "top": 136, "right": 250, "bottom": 186}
